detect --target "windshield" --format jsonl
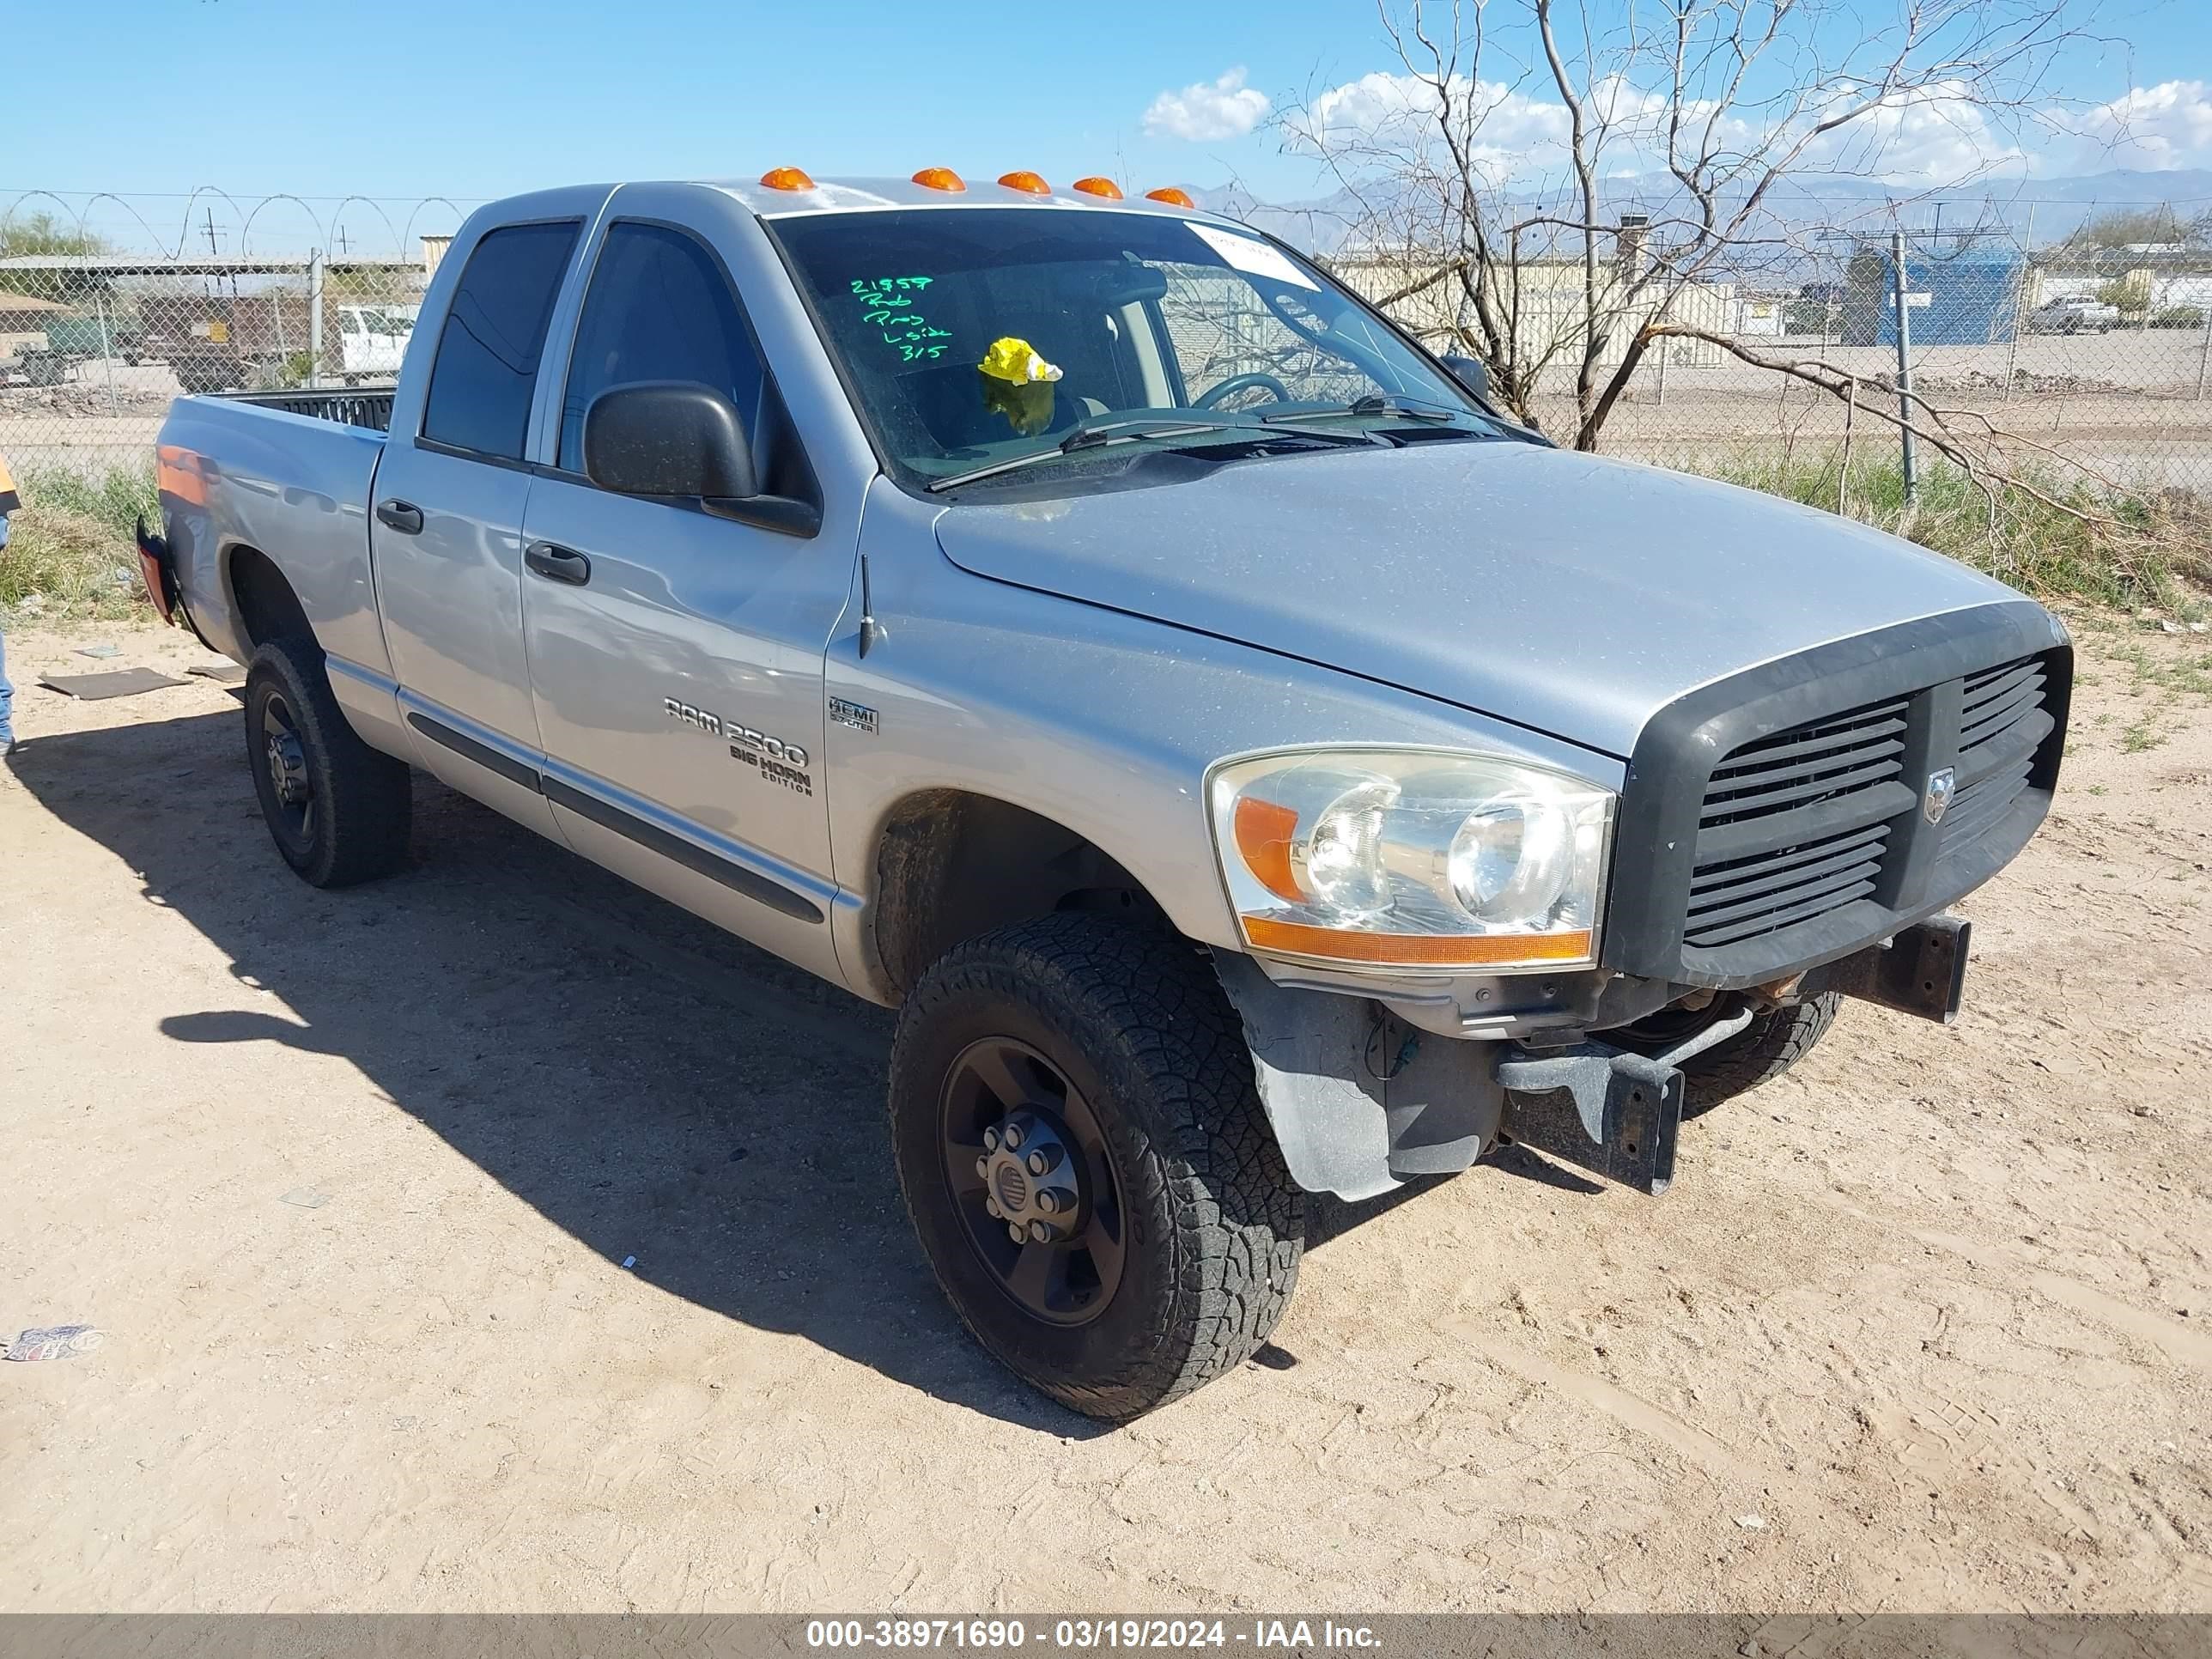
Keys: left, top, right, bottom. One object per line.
{"left": 767, "top": 207, "right": 1503, "bottom": 495}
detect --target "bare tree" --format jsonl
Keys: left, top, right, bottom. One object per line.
{"left": 1285, "top": 0, "right": 2103, "bottom": 450}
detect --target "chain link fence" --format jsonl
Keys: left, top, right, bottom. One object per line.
{"left": 1, "top": 254, "right": 435, "bottom": 478}
{"left": 1340, "top": 208, "right": 2212, "bottom": 500}
{"left": 5, "top": 191, "right": 2210, "bottom": 505}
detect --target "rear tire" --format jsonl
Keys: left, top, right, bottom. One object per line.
{"left": 889, "top": 915, "right": 1304, "bottom": 1421}
{"left": 1614, "top": 992, "right": 1842, "bottom": 1117}
{"left": 244, "top": 638, "right": 411, "bottom": 888}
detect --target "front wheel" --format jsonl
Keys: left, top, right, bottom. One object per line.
{"left": 244, "top": 638, "right": 412, "bottom": 888}
{"left": 889, "top": 915, "right": 1304, "bottom": 1421}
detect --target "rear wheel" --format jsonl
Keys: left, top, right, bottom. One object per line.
{"left": 244, "top": 638, "right": 411, "bottom": 888}
{"left": 889, "top": 915, "right": 1304, "bottom": 1421}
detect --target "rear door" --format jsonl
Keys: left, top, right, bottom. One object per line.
{"left": 373, "top": 210, "right": 587, "bottom": 830}
{"left": 517, "top": 204, "right": 850, "bottom": 972}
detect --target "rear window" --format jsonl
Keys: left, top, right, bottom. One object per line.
{"left": 422, "top": 221, "right": 580, "bottom": 459}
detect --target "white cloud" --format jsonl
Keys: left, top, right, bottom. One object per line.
{"left": 1799, "top": 82, "right": 2029, "bottom": 185}
{"left": 1288, "top": 65, "right": 2212, "bottom": 187}
{"left": 1143, "top": 67, "right": 1272, "bottom": 143}
{"left": 2061, "top": 80, "right": 2212, "bottom": 171}
{"left": 1296, "top": 71, "right": 1570, "bottom": 159}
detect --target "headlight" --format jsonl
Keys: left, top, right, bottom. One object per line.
{"left": 1207, "top": 748, "right": 1613, "bottom": 971}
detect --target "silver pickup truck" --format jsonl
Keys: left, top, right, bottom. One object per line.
{"left": 140, "top": 171, "right": 2070, "bottom": 1419}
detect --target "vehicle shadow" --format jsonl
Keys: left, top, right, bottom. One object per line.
{"left": 12, "top": 704, "right": 1427, "bottom": 1431}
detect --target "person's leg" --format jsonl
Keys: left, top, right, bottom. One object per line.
{"left": 0, "top": 515, "right": 12, "bottom": 750}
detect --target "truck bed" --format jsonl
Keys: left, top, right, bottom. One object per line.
{"left": 157, "top": 391, "right": 392, "bottom": 677}
{"left": 223, "top": 386, "right": 398, "bottom": 432}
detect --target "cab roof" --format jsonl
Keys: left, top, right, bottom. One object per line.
{"left": 710, "top": 173, "right": 1210, "bottom": 220}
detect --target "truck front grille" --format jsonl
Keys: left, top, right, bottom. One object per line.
{"left": 1685, "top": 820, "right": 1892, "bottom": 948}
{"left": 1939, "top": 657, "right": 2052, "bottom": 857}
{"left": 1685, "top": 696, "right": 1912, "bottom": 948}
{"left": 1603, "top": 605, "right": 2070, "bottom": 990}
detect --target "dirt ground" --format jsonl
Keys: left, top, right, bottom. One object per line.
{"left": 1, "top": 616, "right": 2208, "bottom": 1616}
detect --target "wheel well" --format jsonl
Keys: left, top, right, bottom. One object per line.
{"left": 226, "top": 544, "right": 315, "bottom": 650}
{"left": 871, "top": 791, "right": 1166, "bottom": 1000}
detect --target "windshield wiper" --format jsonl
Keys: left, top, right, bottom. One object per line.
{"left": 926, "top": 416, "right": 1234, "bottom": 493}
{"left": 924, "top": 413, "right": 1376, "bottom": 493}
{"left": 1262, "top": 394, "right": 1469, "bottom": 425}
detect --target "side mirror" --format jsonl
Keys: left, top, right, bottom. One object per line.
{"left": 1439, "top": 352, "right": 1491, "bottom": 402}
{"left": 583, "top": 380, "right": 758, "bottom": 501}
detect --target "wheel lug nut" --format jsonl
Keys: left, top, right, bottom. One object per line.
{"left": 1026, "top": 1150, "right": 1048, "bottom": 1176}
{"left": 1007, "top": 1222, "right": 1026, "bottom": 1243}
{"left": 975, "top": 1155, "right": 990, "bottom": 1178}
{"left": 1004, "top": 1123, "right": 1024, "bottom": 1151}
{"left": 982, "top": 1127, "right": 1000, "bottom": 1152}
{"left": 1035, "top": 1190, "right": 1058, "bottom": 1215}
{"left": 985, "top": 1198, "right": 1003, "bottom": 1219}
{"left": 1028, "top": 1220, "right": 1053, "bottom": 1243}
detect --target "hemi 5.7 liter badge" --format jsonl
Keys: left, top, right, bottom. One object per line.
{"left": 829, "top": 696, "right": 878, "bottom": 735}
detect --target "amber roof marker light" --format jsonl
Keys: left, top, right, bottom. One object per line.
{"left": 1145, "top": 186, "right": 1196, "bottom": 209}
{"left": 997, "top": 170, "right": 1053, "bottom": 196}
{"left": 1073, "top": 177, "right": 1124, "bottom": 200}
{"left": 759, "top": 167, "right": 817, "bottom": 191}
{"left": 912, "top": 167, "right": 967, "bottom": 191}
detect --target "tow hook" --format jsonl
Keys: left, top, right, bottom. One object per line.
{"left": 977, "top": 1109, "right": 1084, "bottom": 1245}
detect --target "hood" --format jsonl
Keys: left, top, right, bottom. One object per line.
{"left": 933, "top": 441, "right": 2026, "bottom": 759}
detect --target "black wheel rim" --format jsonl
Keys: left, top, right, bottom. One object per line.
{"left": 939, "top": 1036, "right": 1127, "bottom": 1328}
{"left": 258, "top": 689, "right": 314, "bottom": 850}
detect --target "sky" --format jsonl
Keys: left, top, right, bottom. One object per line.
{"left": 3, "top": 0, "right": 2209, "bottom": 255}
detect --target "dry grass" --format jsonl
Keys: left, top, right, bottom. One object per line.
{"left": 0, "top": 466, "right": 159, "bottom": 624}
{"left": 1701, "top": 451, "right": 2211, "bottom": 614}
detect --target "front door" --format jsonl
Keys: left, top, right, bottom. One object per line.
{"left": 518, "top": 219, "right": 850, "bottom": 965}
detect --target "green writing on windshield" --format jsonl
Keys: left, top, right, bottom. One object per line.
{"left": 850, "top": 276, "right": 953, "bottom": 363}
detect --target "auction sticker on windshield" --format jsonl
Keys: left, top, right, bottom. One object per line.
{"left": 1188, "top": 223, "right": 1317, "bottom": 291}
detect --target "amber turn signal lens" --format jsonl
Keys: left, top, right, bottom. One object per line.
{"left": 912, "top": 167, "right": 967, "bottom": 191}
{"left": 998, "top": 170, "right": 1052, "bottom": 195}
{"left": 1231, "top": 797, "right": 1304, "bottom": 904}
{"left": 759, "top": 167, "right": 817, "bottom": 191}
{"left": 1145, "top": 186, "right": 1196, "bottom": 208}
{"left": 1072, "top": 176, "right": 1124, "bottom": 199}
{"left": 1241, "top": 917, "right": 1595, "bottom": 968}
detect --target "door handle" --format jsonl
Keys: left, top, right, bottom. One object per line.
{"left": 524, "top": 541, "right": 592, "bottom": 586}
{"left": 374, "top": 498, "right": 424, "bottom": 535}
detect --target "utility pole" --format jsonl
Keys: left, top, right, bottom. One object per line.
{"left": 1892, "top": 229, "right": 1918, "bottom": 505}
{"left": 202, "top": 210, "right": 221, "bottom": 257}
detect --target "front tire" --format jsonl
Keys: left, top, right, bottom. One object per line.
{"left": 890, "top": 915, "right": 1304, "bottom": 1421}
{"left": 244, "top": 638, "right": 411, "bottom": 888}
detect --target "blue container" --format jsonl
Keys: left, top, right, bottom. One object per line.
{"left": 1841, "top": 236, "right": 2024, "bottom": 347}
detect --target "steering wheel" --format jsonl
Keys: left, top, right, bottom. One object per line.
{"left": 1194, "top": 371, "right": 1293, "bottom": 410}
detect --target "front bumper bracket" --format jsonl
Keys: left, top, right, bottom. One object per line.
{"left": 1806, "top": 914, "right": 1971, "bottom": 1024}
{"left": 1493, "top": 1006, "right": 1753, "bottom": 1197}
